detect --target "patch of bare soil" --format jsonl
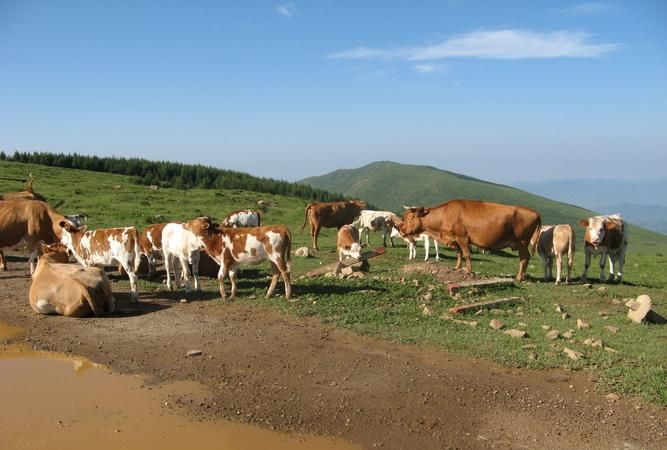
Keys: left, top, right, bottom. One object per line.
{"left": 1, "top": 252, "right": 666, "bottom": 450}
{"left": 402, "top": 261, "right": 480, "bottom": 284}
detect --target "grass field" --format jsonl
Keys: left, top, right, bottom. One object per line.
{"left": 2, "top": 160, "right": 666, "bottom": 405}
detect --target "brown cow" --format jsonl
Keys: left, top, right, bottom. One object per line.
{"left": 532, "top": 225, "right": 576, "bottom": 284}
{"left": 0, "top": 200, "right": 65, "bottom": 273}
{"left": 29, "top": 244, "right": 115, "bottom": 317}
{"left": 138, "top": 223, "right": 168, "bottom": 278}
{"left": 59, "top": 221, "right": 142, "bottom": 300}
{"left": 397, "top": 200, "right": 541, "bottom": 281}
{"left": 301, "top": 200, "right": 366, "bottom": 250}
{"left": 186, "top": 217, "right": 292, "bottom": 301}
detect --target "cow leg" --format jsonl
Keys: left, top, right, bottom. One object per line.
{"left": 281, "top": 265, "right": 292, "bottom": 300}
{"left": 541, "top": 255, "right": 549, "bottom": 281}
{"left": 382, "top": 231, "right": 387, "bottom": 248}
{"left": 616, "top": 244, "right": 627, "bottom": 283}
{"left": 228, "top": 265, "right": 239, "bottom": 300}
{"left": 0, "top": 250, "right": 6, "bottom": 271}
{"left": 548, "top": 255, "right": 554, "bottom": 281}
{"left": 454, "top": 238, "right": 473, "bottom": 273}
{"left": 434, "top": 240, "right": 440, "bottom": 261}
{"left": 555, "top": 253, "right": 563, "bottom": 285}
{"left": 267, "top": 263, "right": 280, "bottom": 298}
{"left": 516, "top": 245, "right": 530, "bottom": 281}
{"left": 581, "top": 248, "right": 591, "bottom": 282}
{"left": 28, "top": 244, "right": 40, "bottom": 275}
{"left": 566, "top": 248, "right": 574, "bottom": 284}
{"left": 598, "top": 252, "right": 607, "bottom": 282}
{"left": 423, "top": 236, "right": 430, "bottom": 261}
{"left": 607, "top": 254, "right": 617, "bottom": 283}
{"left": 217, "top": 264, "right": 229, "bottom": 301}
{"left": 164, "top": 250, "right": 175, "bottom": 290}
{"left": 454, "top": 248, "right": 463, "bottom": 270}
{"left": 191, "top": 251, "right": 201, "bottom": 291}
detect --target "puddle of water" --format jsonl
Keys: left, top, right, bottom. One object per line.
{"left": 0, "top": 322, "right": 22, "bottom": 340}
{"left": 0, "top": 338, "right": 359, "bottom": 450}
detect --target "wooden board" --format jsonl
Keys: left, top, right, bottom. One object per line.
{"left": 449, "top": 297, "right": 523, "bottom": 315}
{"left": 447, "top": 277, "right": 515, "bottom": 296}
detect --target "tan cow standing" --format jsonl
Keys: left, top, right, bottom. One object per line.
{"left": 301, "top": 200, "right": 366, "bottom": 250}
{"left": 186, "top": 217, "right": 292, "bottom": 301}
{"left": 532, "top": 225, "right": 576, "bottom": 284}
{"left": 0, "top": 200, "right": 65, "bottom": 273}
{"left": 397, "top": 200, "right": 541, "bottom": 281}
{"left": 29, "top": 244, "right": 115, "bottom": 317}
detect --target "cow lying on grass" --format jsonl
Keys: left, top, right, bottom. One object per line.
{"left": 186, "top": 217, "right": 292, "bottom": 301}
{"left": 29, "top": 243, "right": 115, "bottom": 317}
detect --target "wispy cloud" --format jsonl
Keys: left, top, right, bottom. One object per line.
{"left": 413, "top": 63, "right": 448, "bottom": 74}
{"left": 330, "top": 29, "right": 621, "bottom": 61}
{"left": 556, "top": 2, "right": 612, "bottom": 16}
{"left": 276, "top": 3, "right": 296, "bottom": 19}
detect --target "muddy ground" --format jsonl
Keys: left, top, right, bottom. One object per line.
{"left": 1, "top": 253, "right": 666, "bottom": 450}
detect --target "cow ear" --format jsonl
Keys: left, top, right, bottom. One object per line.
{"left": 578, "top": 219, "right": 589, "bottom": 227}
{"left": 604, "top": 221, "right": 618, "bottom": 230}
{"left": 416, "top": 207, "right": 428, "bottom": 217}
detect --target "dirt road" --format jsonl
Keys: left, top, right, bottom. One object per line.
{"left": 1, "top": 254, "right": 665, "bottom": 450}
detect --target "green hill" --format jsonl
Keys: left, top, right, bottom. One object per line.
{"left": 301, "top": 161, "right": 667, "bottom": 254}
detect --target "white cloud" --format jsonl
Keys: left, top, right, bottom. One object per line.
{"left": 413, "top": 63, "right": 447, "bottom": 74}
{"left": 556, "top": 2, "right": 612, "bottom": 16}
{"left": 330, "top": 29, "right": 621, "bottom": 61}
{"left": 276, "top": 3, "right": 296, "bottom": 19}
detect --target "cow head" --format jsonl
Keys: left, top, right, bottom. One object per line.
{"left": 579, "top": 217, "right": 616, "bottom": 247}
{"left": 350, "top": 200, "right": 366, "bottom": 210}
{"left": 58, "top": 220, "right": 86, "bottom": 248}
{"left": 186, "top": 216, "right": 221, "bottom": 237}
{"left": 397, "top": 207, "right": 428, "bottom": 237}
{"left": 38, "top": 242, "right": 71, "bottom": 263}
{"left": 341, "top": 241, "right": 362, "bottom": 260}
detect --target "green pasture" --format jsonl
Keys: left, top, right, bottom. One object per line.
{"left": 2, "top": 160, "right": 666, "bottom": 405}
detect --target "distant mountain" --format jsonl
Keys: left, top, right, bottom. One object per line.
{"left": 301, "top": 161, "right": 667, "bottom": 253}
{"left": 513, "top": 179, "right": 667, "bottom": 235}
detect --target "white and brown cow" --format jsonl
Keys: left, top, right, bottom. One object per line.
{"left": 532, "top": 224, "right": 576, "bottom": 284}
{"left": 337, "top": 224, "right": 362, "bottom": 262}
{"left": 0, "top": 200, "right": 65, "bottom": 273}
{"left": 354, "top": 210, "right": 401, "bottom": 247}
{"left": 186, "top": 217, "right": 292, "bottom": 301}
{"left": 59, "top": 221, "right": 141, "bottom": 300}
{"left": 29, "top": 244, "right": 115, "bottom": 317}
{"left": 138, "top": 222, "right": 168, "bottom": 278}
{"left": 222, "top": 209, "right": 262, "bottom": 228}
{"left": 390, "top": 227, "right": 440, "bottom": 261}
{"left": 579, "top": 214, "right": 628, "bottom": 283}
{"left": 161, "top": 222, "right": 202, "bottom": 292}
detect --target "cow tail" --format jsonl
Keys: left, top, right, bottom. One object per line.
{"left": 285, "top": 229, "right": 292, "bottom": 273}
{"left": 569, "top": 225, "right": 576, "bottom": 260}
{"left": 529, "top": 216, "right": 542, "bottom": 256}
{"left": 300, "top": 203, "right": 313, "bottom": 233}
{"left": 132, "top": 231, "right": 142, "bottom": 273}
{"left": 257, "top": 209, "right": 263, "bottom": 227}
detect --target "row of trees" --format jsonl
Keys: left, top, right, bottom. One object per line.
{"left": 2, "top": 151, "right": 345, "bottom": 202}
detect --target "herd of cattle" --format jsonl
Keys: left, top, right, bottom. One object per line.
{"left": 0, "top": 181, "right": 629, "bottom": 317}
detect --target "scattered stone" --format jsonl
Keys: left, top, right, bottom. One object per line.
{"left": 421, "top": 305, "right": 435, "bottom": 317}
{"left": 604, "top": 347, "right": 619, "bottom": 354}
{"left": 612, "top": 299, "right": 622, "bottom": 305}
{"left": 541, "top": 325, "right": 550, "bottom": 330}
{"left": 576, "top": 319, "right": 591, "bottom": 329}
{"left": 346, "top": 271, "right": 366, "bottom": 279}
{"left": 186, "top": 350, "right": 203, "bottom": 357}
{"left": 554, "top": 304, "right": 564, "bottom": 313}
{"left": 591, "top": 339, "right": 603, "bottom": 348}
{"left": 295, "top": 247, "right": 315, "bottom": 258}
{"left": 597, "top": 286, "right": 607, "bottom": 292}
{"left": 515, "top": 311, "right": 524, "bottom": 316}
{"left": 533, "top": 308, "right": 543, "bottom": 314}
{"left": 582, "top": 283, "right": 592, "bottom": 289}
{"left": 518, "top": 322, "right": 527, "bottom": 327}
{"left": 545, "top": 330, "right": 560, "bottom": 340}
{"left": 422, "top": 292, "right": 433, "bottom": 302}
{"left": 561, "top": 313, "right": 570, "bottom": 320}
{"left": 489, "top": 308, "right": 505, "bottom": 316}
{"left": 149, "top": 184, "right": 160, "bottom": 190}
{"left": 605, "top": 393, "right": 621, "bottom": 402}
{"left": 527, "top": 352, "right": 536, "bottom": 361}
{"left": 625, "top": 295, "right": 667, "bottom": 324}
{"left": 563, "top": 348, "right": 584, "bottom": 360}
{"left": 563, "top": 330, "right": 575, "bottom": 339}
{"left": 489, "top": 319, "right": 504, "bottom": 330}
{"left": 605, "top": 325, "right": 620, "bottom": 334}
{"left": 598, "top": 310, "right": 610, "bottom": 317}
{"left": 504, "top": 329, "right": 527, "bottom": 338}
{"left": 179, "top": 298, "right": 188, "bottom": 303}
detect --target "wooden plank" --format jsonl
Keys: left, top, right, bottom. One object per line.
{"left": 447, "top": 277, "right": 514, "bottom": 296}
{"left": 449, "top": 297, "right": 523, "bottom": 315}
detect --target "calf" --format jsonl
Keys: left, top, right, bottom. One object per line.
{"left": 532, "top": 225, "right": 576, "bottom": 284}
{"left": 29, "top": 244, "right": 115, "bottom": 317}
{"left": 390, "top": 227, "right": 440, "bottom": 261}
{"left": 138, "top": 223, "right": 168, "bottom": 278}
{"left": 161, "top": 222, "right": 203, "bottom": 292}
{"left": 186, "top": 217, "right": 292, "bottom": 301}
{"left": 59, "top": 221, "right": 141, "bottom": 300}
{"left": 222, "top": 209, "right": 262, "bottom": 228}
{"left": 579, "top": 214, "right": 628, "bottom": 283}
{"left": 354, "top": 210, "right": 401, "bottom": 247}
{"left": 336, "top": 224, "right": 362, "bottom": 262}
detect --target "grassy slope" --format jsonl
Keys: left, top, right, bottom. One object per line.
{"left": 301, "top": 161, "right": 667, "bottom": 254}
{"left": 2, "top": 160, "right": 666, "bottom": 405}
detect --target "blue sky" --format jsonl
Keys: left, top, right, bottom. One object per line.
{"left": 1, "top": 1, "right": 665, "bottom": 182}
